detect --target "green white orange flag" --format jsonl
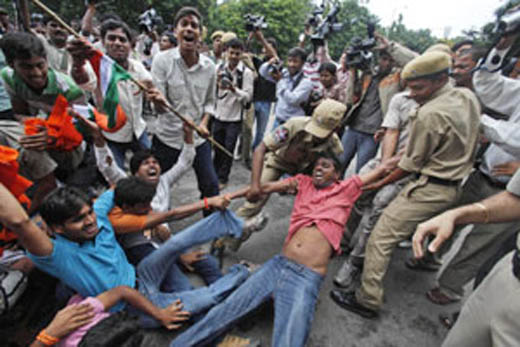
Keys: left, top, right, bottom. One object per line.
{"left": 89, "top": 49, "right": 131, "bottom": 129}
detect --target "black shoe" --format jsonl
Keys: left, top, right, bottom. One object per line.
{"left": 329, "top": 289, "right": 378, "bottom": 319}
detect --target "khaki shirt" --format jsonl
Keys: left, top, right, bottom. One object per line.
{"left": 263, "top": 116, "right": 343, "bottom": 173}
{"left": 399, "top": 83, "right": 481, "bottom": 180}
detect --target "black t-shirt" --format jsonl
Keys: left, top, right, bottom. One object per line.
{"left": 252, "top": 56, "right": 276, "bottom": 102}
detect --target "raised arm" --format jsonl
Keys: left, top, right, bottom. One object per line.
{"left": 0, "top": 184, "right": 53, "bottom": 256}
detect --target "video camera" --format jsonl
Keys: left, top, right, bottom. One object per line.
{"left": 138, "top": 7, "right": 163, "bottom": 33}
{"left": 305, "top": 5, "right": 324, "bottom": 28}
{"left": 345, "top": 21, "right": 377, "bottom": 70}
{"left": 244, "top": 14, "right": 268, "bottom": 32}
{"left": 310, "top": 4, "right": 344, "bottom": 46}
{"left": 31, "top": 13, "right": 44, "bottom": 23}
{"left": 494, "top": 7, "right": 520, "bottom": 35}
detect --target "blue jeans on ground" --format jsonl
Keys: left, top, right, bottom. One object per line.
{"left": 212, "top": 119, "right": 241, "bottom": 184}
{"left": 126, "top": 243, "right": 222, "bottom": 293}
{"left": 252, "top": 101, "right": 271, "bottom": 149}
{"left": 152, "top": 137, "right": 219, "bottom": 216}
{"left": 135, "top": 210, "right": 248, "bottom": 328}
{"left": 171, "top": 255, "right": 324, "bottom": 347}
{"left": 340, "top": 128, "right": 379, "bottom": 173}
{"left": 107, "top": 131, "right": 151, "bottom": 169}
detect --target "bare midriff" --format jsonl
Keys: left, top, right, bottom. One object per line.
{"left": 282, "top": 224, "right": 333, "bottom": 276}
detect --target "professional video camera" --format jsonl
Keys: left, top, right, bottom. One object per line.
{"left": 31, "top": 13, "right": 44, "bottom": 24}
{"left": 244, "top": 14, "right": 268, "bottom": 32}
{"left": 345, "top": 21, "right": 377, "bottom": 70}
{"left": 310, "top": 4, "right": 344, "bottom": 46}
{"left": 305, "top": 5, "right": 324, "bottom": 28}
{"left": 494, "top": 7, "right": 520, "bottom": 35}
{"left": 138, "top": 7, "right": 163, "bottom": 33}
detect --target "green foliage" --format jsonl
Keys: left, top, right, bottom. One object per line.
{"left": 384, "top": 13, "right": 436, "bottom": 54}
{"left": 206, "top": 0, "right": 313, "bottom": 57}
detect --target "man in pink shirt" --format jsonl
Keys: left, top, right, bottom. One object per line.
{"left": 171, "top": 152, "right": 391, "bottom": 347}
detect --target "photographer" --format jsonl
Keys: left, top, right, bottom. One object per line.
{"left": 248, "top": 29, "right": 278, "bottom": 151}
{"left": 213, "top": 38, "right": 254, "bottom": 189}
{"left": 259, "top": 47, "right": 313, "bottom": 129}
{"left": 340, "top": 33, "right": 417, "bottom": 173}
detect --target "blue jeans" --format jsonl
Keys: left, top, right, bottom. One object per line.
{"left": 252, "top": 101, "right": 271, "bottom": 149}
{"left": 171, "top": 255, "right": 324, "bottom": 347}
{"left": 340, "top": 128, "right": 379, "bottom": 173}
{"left": 152, "top": 137, "right": 219, "bottom": 215}
{"left": 135, "top": 210, "right": 248, "bottom": 328}
{"left": 126, "top": 243, "right": 222, "bottom": 293}
{"left": 107, "top": 131, "right": 151, "bottom": 169}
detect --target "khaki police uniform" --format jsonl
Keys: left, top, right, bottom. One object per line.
{"left": 236, "top": 99, "right": 344, "bottom": 218}
{"left": 355, "top": 52, "right": 481, "bottom": 310}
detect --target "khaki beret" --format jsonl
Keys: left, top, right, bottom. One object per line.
{"left": 221, "top": 32, "right": 237, "bottom": 45}
{"left": 401, "top": 51, "right": 452, "bottom": 81}
{"left": 211, "top": 30, "right": 224, "bottom": 41}
{"left": 305, "top": 99, "right": 346, "bottom": 138}
{"left": 424, "top": 43, "right": 452, "bottom": 56}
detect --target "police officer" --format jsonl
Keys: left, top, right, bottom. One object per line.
{"left": 234, "top": 99, "right": 345, "bottom": 237}
{"left": 330, "top": 51, "right": 481, "bottom": 318}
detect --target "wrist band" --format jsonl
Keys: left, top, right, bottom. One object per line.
{"left": 474, "top": 202, "right": 489, "bottom": 224}
{"left": 36, "top": 330, "right": 60, "bottom": 346}
{"left": 203, "top": 197, "right": 209, "bottom": 210}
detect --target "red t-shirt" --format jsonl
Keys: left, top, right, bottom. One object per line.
{"left": 285, "top": 174, "right": 363, "bottom": 254}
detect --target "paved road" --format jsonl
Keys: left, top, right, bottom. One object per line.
{"left": 160, "top": 155, "right": 460, "bottom": 347}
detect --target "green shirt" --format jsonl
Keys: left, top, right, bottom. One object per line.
{"left": 0, "top": 66, "right": 85, "bottom": 117}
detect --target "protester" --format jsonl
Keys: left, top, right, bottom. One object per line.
{"left": 171, "top": 152, "right": 392, "bottom": 347}
{"left": 149, "top": 7, "right": 220, "bottom": 215}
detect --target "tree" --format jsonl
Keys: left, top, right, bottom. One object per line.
{"left": 385, "top": 13, "right": 437, "bottom": 54}
{"left": 206, "top": 0, "right": 313, "bottom": 57}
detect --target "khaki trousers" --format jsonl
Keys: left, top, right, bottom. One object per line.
{"left": 356, "top": 177, "right": 460, "bottom": 309}
{"left": 442, "top": 252, "right": 520, "bottom": 347}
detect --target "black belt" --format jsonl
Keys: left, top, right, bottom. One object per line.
{"left": 418, "top": 174, "right": 461, "bottom": 187}
{"left": 480, "top": 172, "right": 507, "bottom": 190}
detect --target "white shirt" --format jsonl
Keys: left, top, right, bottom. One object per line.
{"left": 152, "top": 47, "right": 217, "bottom": 149}
{"left": 94, "top": 142, "right": 195, "bottom": 212}
{"left": 474, "top": 47, "right": 520, "bottom": 183}
{"left": 215, "top": 61, "right": 254, "bottom": 122}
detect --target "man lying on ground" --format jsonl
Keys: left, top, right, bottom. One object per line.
{"left": 171, "top": 151, "right": 393, "bottom": 347}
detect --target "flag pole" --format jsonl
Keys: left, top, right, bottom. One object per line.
{"left": 30, "top": 0, "right": 234, "bottom": 158}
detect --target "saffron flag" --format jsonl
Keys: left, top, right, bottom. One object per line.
{"left": 89, "top": 49, "right": 132, "bottom": 129}
{"left": 0, "top": 146, "right": 33, "bottom": 255}
{"left": 24, "top": 95, "right": 83, "bottom": 151}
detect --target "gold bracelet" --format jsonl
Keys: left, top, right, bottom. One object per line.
{"left": 474, "top": 202, "right": 489, "bottom": 224}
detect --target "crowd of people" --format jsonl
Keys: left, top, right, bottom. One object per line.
{"left": 0, "top": 2, "right": 519, "bottom": 347}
